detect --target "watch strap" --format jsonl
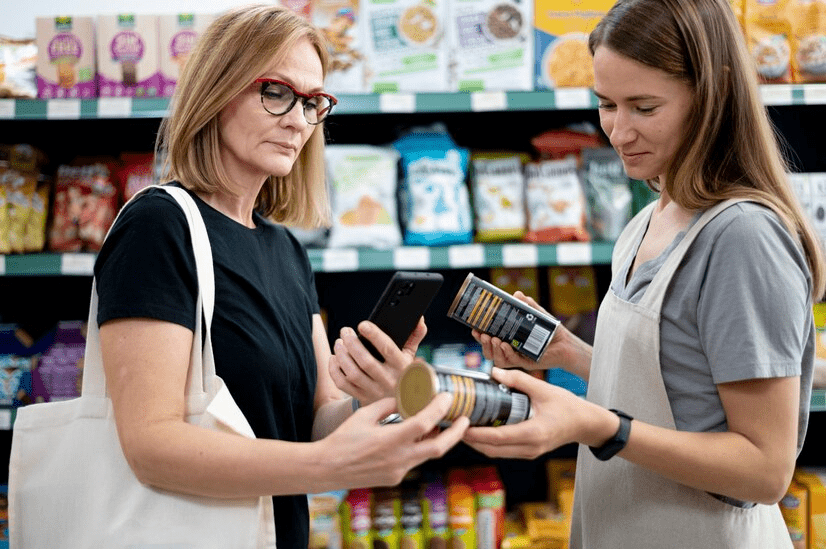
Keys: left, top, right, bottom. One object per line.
{"left": 589, "top": 408, "right": 633, "bottom": 461}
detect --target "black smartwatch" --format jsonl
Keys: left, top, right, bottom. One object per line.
{"left": 589, "top": 409, "right": 633, "bottom": 461}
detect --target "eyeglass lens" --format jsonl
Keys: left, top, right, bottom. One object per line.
{"left": 261, "top": 82, "right": 333, "bottom": 124}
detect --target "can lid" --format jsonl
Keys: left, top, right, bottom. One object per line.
{"left": 396, "top": 360, "right": 439, "bottom": 419}
{"left": 447, "top": 271, "right": 477, "bottom": 318}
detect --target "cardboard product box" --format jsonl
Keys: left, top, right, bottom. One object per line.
{"left": 313, "top": 0, "right": 368, "bottom": 94}
{"left": 363, "top": 0, "right": 450, "bottom": 92}
{"left": 447, "top": 0, "right": 533, "bottom": 91}
{"left": 35, "top": 16, "right": 97, "bottom": 99}
{"left": 794, "top": 468, "right": 826, "bottom": 549}
{"left": 533, "top": 0, "right": 614, "bottom": 90}
{"left": 96, "top": 14, "right": 161, "bottom": 98}
{"left": 158, "top": 13, "right": 215, "bottom": 97}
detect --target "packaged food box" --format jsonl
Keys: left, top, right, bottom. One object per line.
{"left": 533, "top": 0, "right": 614, "bottom": 90}
{"left": 363, "top": 0, "right": 450, "bottom": 92}
{"left": 447, "top": 0, "right": 533, "bottom": 91}
{"left": 794, "top": 468, "right": 826, "bottom": 549}
{"left": 158, "top": 13, "right": 215, "bottom": 97}
{"left": 312, "top": 0, "right": 368, "bottom": 94}
{"left": 35, "top": 16, "right": 97, "bottom": 99}
{"left": 96, "top": 14, "right": 161, "bottom": 98}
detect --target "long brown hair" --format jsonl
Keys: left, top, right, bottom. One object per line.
{"left": 157, "top": 4, "right": 331, "bottom": 228}
{"left": 589, "top": 0, "right": 825, "bottom": 299}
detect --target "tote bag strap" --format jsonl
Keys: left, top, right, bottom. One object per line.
{"left": 81, "top": 184, "right": 217, "bottom": 397}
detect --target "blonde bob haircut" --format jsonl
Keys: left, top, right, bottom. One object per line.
{"left": 589, "top": 0, "right": 825, "bottom": 299}
{"left": 157, "top": 4, "right": 331, "bottom": 229}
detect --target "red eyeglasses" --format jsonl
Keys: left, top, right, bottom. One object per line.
{"left": 254, "top": 78, "right": 338, "bottom": 125}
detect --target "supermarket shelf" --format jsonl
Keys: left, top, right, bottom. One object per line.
{"left": 813, "top": 388, "right": 826, "bottom": 413}
{"left": 3, "top": 84, "right": 826, "bottom": 120}
{"left": 0, "top": 242, "right": 614, "bottom": 276}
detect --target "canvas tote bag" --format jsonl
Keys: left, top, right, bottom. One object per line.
{"left": 8, "top": 185, "right": 276, "bottom": 548}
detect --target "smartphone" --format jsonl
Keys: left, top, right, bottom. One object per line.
{"left": 359, "top": 271, "right": 444, "bottom": 361}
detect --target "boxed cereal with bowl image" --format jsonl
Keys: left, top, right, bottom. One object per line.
{"left": 533, "top": 0, "right": 614, "bottom": 90}
{"left": 35, "top": 16, "right": 97, "bottom": 99}
{"left": 447, "top": 0, "right": 533, "bottom": 91}
{"left": 363, "top": 0, "right": 450, "bottom": 92}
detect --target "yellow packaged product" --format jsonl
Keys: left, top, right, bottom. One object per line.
{"left": 519, "top": 502, "right": 569, "bottom": 549}
{"left": 533, "top": 0, "right": 615, "bottom": 89}
{"left": 546, "top": 458, "right": 576, "bottom": 520}
{"left": 745, "top": 0, "right": 794, "bottom": 83}
{"left": 24, "top": 182, "right": 49, "bottom": 253}
{"left": 780, "top": 478, "right": 807, "bottom": 549}
{"left": 447, "top": 469, "right": 476, "bottom": 549}
{"left": 470, "top": 152, "right": 529, "bottom": 242}
{"left": 789, "top": 0, "right": 826, "bottom": 82}
{"left": 0, "top": 182, "right": 9, "bottom": 255}
{"left": 794, "top": 468, "right": 826, "bottom": 549}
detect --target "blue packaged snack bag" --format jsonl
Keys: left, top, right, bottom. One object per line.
{"left": 393, "top": 125, "right": 473, "bottom": 246}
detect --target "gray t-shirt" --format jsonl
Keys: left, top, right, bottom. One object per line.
{"left": 611, "top": 201, "right": 814, "bottom": 455}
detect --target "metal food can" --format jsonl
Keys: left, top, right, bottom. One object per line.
{"left": 396, "top": 360, "right": 531, "bottom": 426}
{"left": 447, "top": 272, "right": 559, "bottom": 361}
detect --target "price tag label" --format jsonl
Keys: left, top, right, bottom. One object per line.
{"left": 554, "top": 88, "right": 592, "bottom": 109}
{"left": 394, "top": 247, "right": 431, "bottom": 269}
{"left": 0, "top": 255, "right": 6, "bottom": 276}
{"left": 0, "top": 99, "right": 15, "bottom": 119}
{"left": 322, "top": 248, "right": 359, "bottom": 272}
{"left": 379, "top": 93, "right": 416, "bottom": 113}
{"left": 98, "top": 97, "right": 132, "bottom": 117}
{"left": 0, "top": 409, "right": 12, "bottom": 431}
{"left": 803, "top": 84, "right": 826, "bottom": 105}
{"left": 448, "top": 244, "right": 485, "bottom": 268}
{"left": 557, "top": 243, "right": 592, "bottom": 265}
{"left": 502, "top": 244, "right": 538, "bottom": 267}
{"left": 61, "top": 253, "right": 96, "bottom": 275}
{"left": 471, "top": 91, "right": 507, "bottom": 112}
{"left": 47, "top": 99, "right": 81, "bottom": 119}
{"left": 760, "top": 85, "right": 793, "bottom": 105}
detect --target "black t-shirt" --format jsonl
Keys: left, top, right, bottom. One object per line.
{"left": 94, "top": 183, "right": 320, "bottom": 549}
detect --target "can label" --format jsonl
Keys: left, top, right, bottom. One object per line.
{"left": 448, "top": 273, "right": 559, "bottom": 361}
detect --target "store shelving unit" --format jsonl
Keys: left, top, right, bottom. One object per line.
{"left": 3, "top": 83, "right": 826, "bottom": 120}
{"left": 3, "top": 84, "right": 826, "bottom": 497}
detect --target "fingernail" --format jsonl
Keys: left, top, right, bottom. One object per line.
{"left": 359, "top": 321, "right": 373, "bottom": 334}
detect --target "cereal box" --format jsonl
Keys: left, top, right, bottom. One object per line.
{"left": 363, "top": 0, "right": 450, "bottom": 92}
{"left": 96, "top": 14, "right": 161, "bottom": 98}
{"left": 447, "top": 0, "right": 533, "bottom": 91}
{"left": 35, "top": 16, "right": 97, "bottom": 99}
{"left": 313, "top": 0, "right": 367, "bottom": 94}
{"left": 533, "top": 0, "right": 614, "bottom": 90}
{"left": 158, "top": 13, "right": 215, "bottom": 97}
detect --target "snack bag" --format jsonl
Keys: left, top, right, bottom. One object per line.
{"left": 394, "top": 126, "right": 473, "bottom": 246}
{"left": 470, "top": 152, "right": 527, "bottom": 242}
{"left": 117, "top": 152, "right": 155, "bottom": 202}
{"left": 789, "top": 0, "right": 826, "bottom": 83}
{"left": 313, "top": 0, "right": 367, "bottom": 94}
{"left": 581, "top": 147, "right": 632, "bottom": 241}
{"left": 1, "top": 36, "right": 37, "bottom": 98}
{"left": 49, "top": 164, "right": 118, "bottom": 252}
{"left": 745, "top": 0, "right": 794, "bottom": 83}
{"left": 326, "top": 144, "right": 403, "bottom": 249}
{"left": 524, "top": 157, "right": 590, "bottom": 243}
{"left": 0, "top": 169, "right": 36, "bottom": 254}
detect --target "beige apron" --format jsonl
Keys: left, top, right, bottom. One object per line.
{"left": 569, "top": 199, "right": 793, "bottom": 549}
